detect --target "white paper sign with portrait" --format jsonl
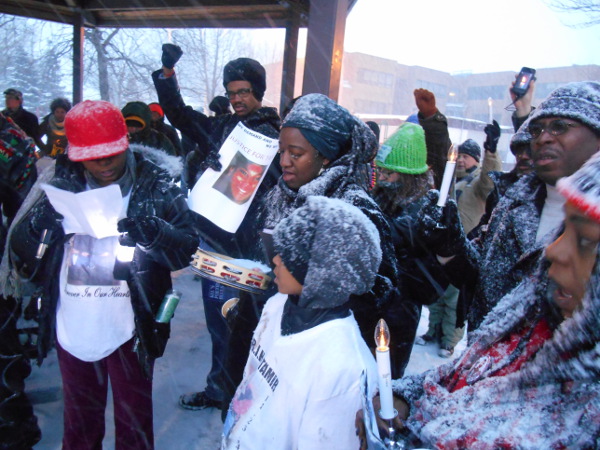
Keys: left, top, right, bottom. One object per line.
{"left": 188, "top": 122, "right": 278, "bottom": 233}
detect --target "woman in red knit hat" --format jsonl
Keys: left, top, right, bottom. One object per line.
{"left": 9, "top": 100, "right": 198, "bottom": 450}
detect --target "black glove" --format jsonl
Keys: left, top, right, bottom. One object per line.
{"left": 161, "top": 43, "right": 183, "bottom": 69}
{"left": 118, "top": 217, "right": 161, "bottom": 247}
{"left": 416, "top": 190, "right": 468, "bottom": 257}
{"left": 199, "top": 151, "right": 223, "bottom": 173}
{"left": 483, "top": 120, "right": 501, "bottom": 153}
{"left": 30, "top": 202, "right": 63, "bottom": 236}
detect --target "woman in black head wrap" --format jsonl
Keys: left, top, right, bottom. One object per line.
{"left": 257, "top": 93, "right": 398, "bottom": 347}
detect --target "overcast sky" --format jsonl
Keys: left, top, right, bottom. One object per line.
{"left": 343, "top": 0, "right": 599, "bottom": 74}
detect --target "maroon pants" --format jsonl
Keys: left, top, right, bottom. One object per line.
{"left": 56, "top": 338, "right": 154, "bottom": 450}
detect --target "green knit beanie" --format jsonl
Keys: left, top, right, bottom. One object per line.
{"left": 375, "top": 122, "right": 428, "bottom": 174}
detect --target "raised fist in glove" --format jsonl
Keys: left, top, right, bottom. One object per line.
{"left": 118, "top": 216, "right": 161, "bottom": 247}
{"left": 416, "top": 190, "right": 468, "bottom": 257}
{"left": 161, "top": 43, "right": 183, "bottom": 69}
{"left": 483, "top": 120, "right": 501, "bottom": 153}
{"left": 414, "top": 89, "right": 437, "bottom": 119}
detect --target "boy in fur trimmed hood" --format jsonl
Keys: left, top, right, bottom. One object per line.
{"left": 223, "top": 196, "right": 380, "bottom": 449}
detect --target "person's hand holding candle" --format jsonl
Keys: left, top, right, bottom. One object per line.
{"left": 416, "top": 190, "right": 469, "bottom": 259}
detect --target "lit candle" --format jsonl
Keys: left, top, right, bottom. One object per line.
{"left": 113, "top": 238, "right": 136, "bottom": 280}
{"left": 437, "top": 144, "right": 459, "bottom": 207}
{"left": 116, "top": 243, "right": 135, "bottom": 263}
{"left": 374, "top": 318, "right": 395, "bottom": 420}
{"left": 487, "top": 97, "right": 493, "bottom": 123}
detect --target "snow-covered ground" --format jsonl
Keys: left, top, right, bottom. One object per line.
{"left": 26, "top": 267, "right": 465, "bottom": 449}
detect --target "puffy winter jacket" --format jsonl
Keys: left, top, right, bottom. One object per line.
{"left": 8, "top": 150, "right": 198, "bottom": 377}
{"left": 257, "top": 159, "right": 399, "bottom": 345}
{"left": 454, "top": 148, "right": 502, "bottom": 235}
{"left": 445, "top": 173, "right": 547, "bottom": 330}
{"left": 2, "top": 107, "right": 40, "bottom": 148}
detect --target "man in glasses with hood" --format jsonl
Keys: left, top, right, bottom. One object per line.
{"left": 417, "top": 81, "right": 600, "bottom": 332}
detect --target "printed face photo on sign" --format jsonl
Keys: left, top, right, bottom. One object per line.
{"left": 66, "top": 235, "right": 121, "bottom": 286}
{"left": 213, "top": 151, "right": 266, "bottom": 205}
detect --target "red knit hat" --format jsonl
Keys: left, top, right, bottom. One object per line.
{"left": 148, "top": 102, "right": 164, "bottom": 118}
{"left": 65, "top": 100, "right": 129, "bottom": 162}
{"left": 557, "top": 151, "right": 600, "bottom": 223}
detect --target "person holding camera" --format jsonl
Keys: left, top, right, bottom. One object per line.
{"left": 510, "top": 69, "right": 537, "bottom": 132}
{"left": 417, "top": 81, "right": 600, "bottom": 332}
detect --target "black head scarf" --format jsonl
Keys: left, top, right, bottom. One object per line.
{"left": 281, "top": 93, "right": 377, "bottom": 164}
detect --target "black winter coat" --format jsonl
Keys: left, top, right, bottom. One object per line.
{"left": 372, "top": 188, "right": 449, "bottom": 377}
{"left": 2, "top": 107, "right": 41, "bottom": 148}
{"left": 9, "top": 152, "right": 198, "bottom": 378}
{"left": 129, "top": 127, "right": 177, "bottom": 156}
{"left": 444, "top": 173, "right": 546, "bottom": 330}
{"left": 152, "top": 120, "right": 183, "bottom": 156}
{"left": 152, "top": 69, "right": 281, "bottom": 260}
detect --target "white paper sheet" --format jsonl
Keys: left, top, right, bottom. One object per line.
{"left": 41, "top": 183, "right": 123, "bottom": 239}
{"left": 188, "top": 122, "right": 279, "bottom": 233}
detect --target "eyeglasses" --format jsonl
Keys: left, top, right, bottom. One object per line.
{"left": 527, "top": 119, "right": 579, "bottom": 139}
{"left": 225, "top": 88, "right": 253, "bottom": 100}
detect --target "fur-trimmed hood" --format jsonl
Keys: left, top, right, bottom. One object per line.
{"left": 129, "top": 143, "right": 182, "bottom": 179}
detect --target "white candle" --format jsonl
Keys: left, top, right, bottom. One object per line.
{"left": 487, "top": 97, "right": 493, "bottom": 123}
{"left": 374, "top": 319, "right": 395, "bottom": 420}
{"left": 437, "top": 144, "right": 458, "bottom": 207}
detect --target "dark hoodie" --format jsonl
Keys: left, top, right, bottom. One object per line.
{"left": 122, "top": 101, "right": 177, "bottom": 156}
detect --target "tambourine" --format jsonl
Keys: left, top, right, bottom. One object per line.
{"left": 190, "top": 249, "right": 272, "bottom": 294}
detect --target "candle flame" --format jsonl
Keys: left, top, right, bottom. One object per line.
{"left": 116, "top": 244, "right": 135, "bottom": 262}
{"left": 374, "top": 318, "right": 390, "bottom": 349}
{"left": 448, "top": 144, "right": 458, "bottom": 163}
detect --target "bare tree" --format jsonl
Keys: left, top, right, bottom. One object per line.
{"left": 0, "top": 15, "right": 71, "bottom": 114}
{"left": 545, "top": 0, "right": 600, "bottom": 27}
{"left": 172, "top": 28, "right": 253, "bottom": 111}
{"left": 84, "top": 27, "right": 163, "bottom": 105}
{"left": 0, "top": 16, "right": 281, "bottom": 112}
{"left": 85, "top": 28, "right": 118, "bottom": 101}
